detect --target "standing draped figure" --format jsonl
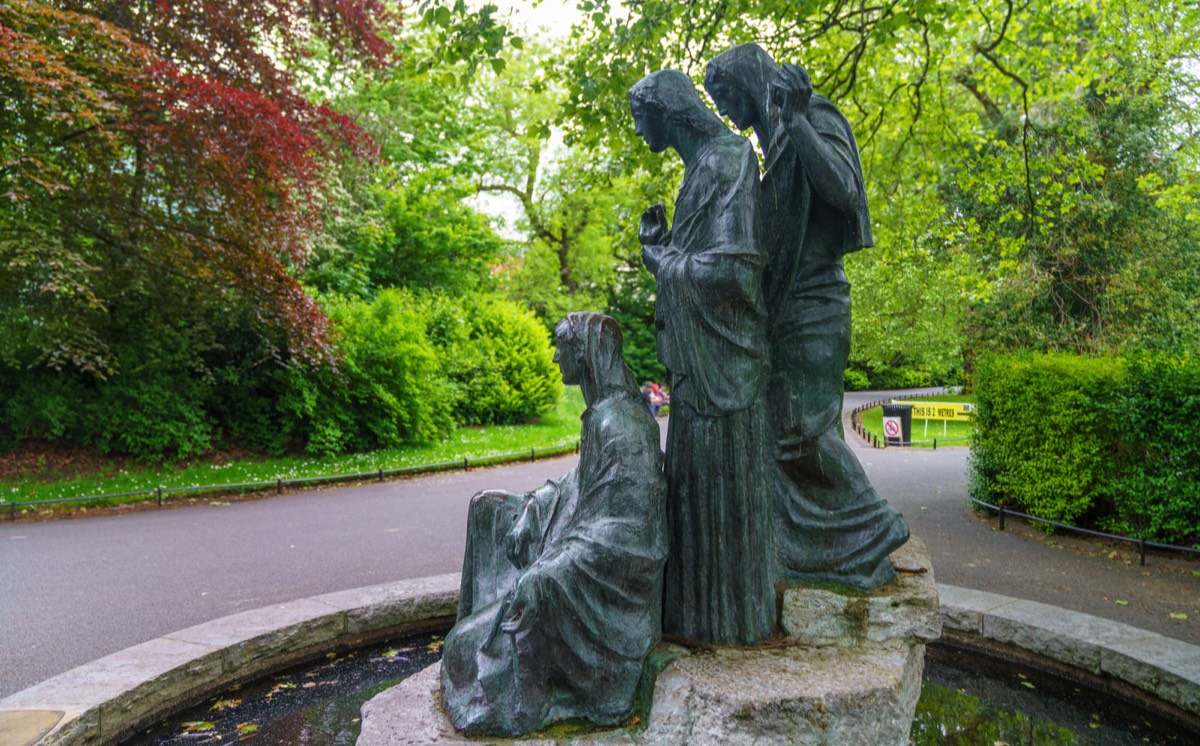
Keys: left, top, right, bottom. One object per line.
{"left": 441, "top": 312, "right": 667, "bottom": 737}
{"left": 705, "top": 44, "right": 908, "bottom": 589}
{"left": 631, "top": 70, "right": 775, "bottom": 645}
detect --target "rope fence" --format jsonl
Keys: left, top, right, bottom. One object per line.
{"left": 4, "top": 441, "right": 581, "bottom": 520}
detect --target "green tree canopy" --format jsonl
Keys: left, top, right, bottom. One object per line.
{"left": 554, "top": 0, "right": 1200, "bottom": 371}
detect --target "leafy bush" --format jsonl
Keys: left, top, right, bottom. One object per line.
{"left": 858, "top": 364, "right": 933, "bottom": 390}
{"left": 88, "top": 377, "right": 216, "bottom": 460}
{"left": 283, "top": 290, "right": 455, "bottom": 456}
{"left": 1, "top": 367, "right": 217, "bottom": 461}
{"left": 969, "top": 353, "right": 1123, "bottom": 524}
{"left": 424, "top": 293, "right": 563, "bottom": 425}
{"left": 1, "top": 374, "right": 86, "bottom": 447}
{"left": 842, "top": 368, "right": 871, "bottom": 391}
{"left": 1102, "top": 354, "right": 1200, "bottom": 545}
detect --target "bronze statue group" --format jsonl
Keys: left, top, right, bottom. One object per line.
{"left": 439, "top": 43, "right": 910, "bottom": 738}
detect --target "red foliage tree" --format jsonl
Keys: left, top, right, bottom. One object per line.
{"left": 0, "top": 0, "right": 398, "bottom": 375}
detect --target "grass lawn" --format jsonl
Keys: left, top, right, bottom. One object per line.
{"left": 857, "top": 393, "right": 975, "bottom": 448}
{"left": 3, "top": 388, "right": 588, "bottom": 516}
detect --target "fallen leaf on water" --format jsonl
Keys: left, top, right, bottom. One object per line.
{"left": 209, "top": 698, "right": 241, "bottom": 712}
{"left": 181, "top": 721, "right": 216, "bottom": 733}
{"left": 236, "top": 722, "right": 259, "bottom": 741}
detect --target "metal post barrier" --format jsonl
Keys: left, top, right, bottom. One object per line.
{"left": 277, "top": 478, "right": 283, "bottom": 495}
{"left": 378, "top": 469, "right": 384, "bottom": 483}
{"left": 933, "top": 438, "right": 937, "bottom": 450}
{"left": 157, "top": 486, "right": 163, "bottom": 507}
{"left": 463, "top": 457, "right": 469, "bottom": 471}
{"left": 9, "top": 502, "right": 14, "bottom": 520}
{"left": 1140, "top": 538, "right": 1147, "bottom": 567}
{"left": 998, "top": 505, "right": 1005, "bottom": 531}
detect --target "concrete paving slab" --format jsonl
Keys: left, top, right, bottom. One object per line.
{"left": 0, "top": 711, "right": 63, "bottom": 746}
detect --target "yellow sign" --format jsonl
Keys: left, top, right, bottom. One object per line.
{"left": 892, "top": 401, "right": 975, "bottom": 422}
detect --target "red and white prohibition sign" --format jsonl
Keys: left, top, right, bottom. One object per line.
{"left": 883, "top": 418, "right": 901, "bottom": 438}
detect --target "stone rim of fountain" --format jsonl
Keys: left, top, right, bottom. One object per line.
{"left": 4, "top": 564, "right": 1200, "bottom": 745}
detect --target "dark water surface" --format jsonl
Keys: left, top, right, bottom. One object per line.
{"left": 127, "top": 635, "right": 1196, "bottom": 745}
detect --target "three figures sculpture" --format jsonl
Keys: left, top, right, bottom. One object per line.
{"left": 440, "top": 43, "right": 909, "bottom": 738}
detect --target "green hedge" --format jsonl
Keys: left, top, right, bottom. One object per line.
{"left": 969, "top": 352, "right": 1200, "bottom": 546}
{"left": 1102, "top": 355, "right": 1200, "bottom": 543}
{"left": 0, "top": 290, "right": 563, "bottom": 461}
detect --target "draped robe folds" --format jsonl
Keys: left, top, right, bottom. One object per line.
{"left": 440, "top": 393, "right": 667, "bottom": 737}
{"left": 650, "top": 134, "right": 776, "bottom": 645}
{"left": 759, "top": 94, "right": 909, "bottom": 589}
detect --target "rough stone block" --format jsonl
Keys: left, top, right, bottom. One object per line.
{"left": 636, "top": 642, "right": 924, "bottom": 746}
{"left": 359, "top": 641, "right": 926, "bottom": 746}
{"left": 780, "top": 537, "right": 941, "bottom": 647}
{"left": 359, "top": 664, "right": 568, "bottom": 746}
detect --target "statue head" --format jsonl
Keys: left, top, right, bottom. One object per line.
{"left": 553, "top": 313, "right": 640, "bottom": 402}
{"left": 704, "top": 43, "right": 779, "bottom": 131}
{"left": 629, "top": 70, "right": 728, "bottom": 154}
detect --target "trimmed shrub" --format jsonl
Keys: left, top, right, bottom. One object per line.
{"left": 283, "top": 290, "right": 455, "bottom": 456}
{"left": 1103, "top": 354, "right": 1200, "bottom": 545}
{"left": 969, "top": 353, "right": 1124, "bottom": 524}
{"left": 423, "top": 293, "right": 563, "bottom": 426}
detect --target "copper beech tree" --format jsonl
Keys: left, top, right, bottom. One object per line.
{"left": 0, "top": 0, "right": 397, "bottom": 375}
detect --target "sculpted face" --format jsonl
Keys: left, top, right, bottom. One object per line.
{"left": 553, "top": 332, "right": 583, "bottom": 386}
{"left": 705, "top": 76, "right": 754, "bottom": 131}
{"left": 630, "top": 99, "right": 668, "bottom": 153}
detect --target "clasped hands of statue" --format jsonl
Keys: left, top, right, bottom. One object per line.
{"left": 638, "top": 62, "right": 814, "bottom": 274}
{"left": 485, "top": 497, "right": 543, "bottom": 644}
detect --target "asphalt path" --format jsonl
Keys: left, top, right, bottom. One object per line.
{"left": 2, "top": 389, "right": 1197, "bottom": 698}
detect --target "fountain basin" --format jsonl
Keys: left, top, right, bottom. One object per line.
{"left": 4, "top": 558, "right": 1200, "bottom": 744}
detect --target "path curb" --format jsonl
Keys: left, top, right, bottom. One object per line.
{"left": 3, "top": 579, "right": 1199, "bottom": 746}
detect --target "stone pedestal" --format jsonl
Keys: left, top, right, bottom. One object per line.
{"left": 358, "top": 538, "right": 940, "bottom": 746}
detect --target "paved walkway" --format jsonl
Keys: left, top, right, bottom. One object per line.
{"left": 1, "top": 389, "right": 1196, "bottom": 700}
